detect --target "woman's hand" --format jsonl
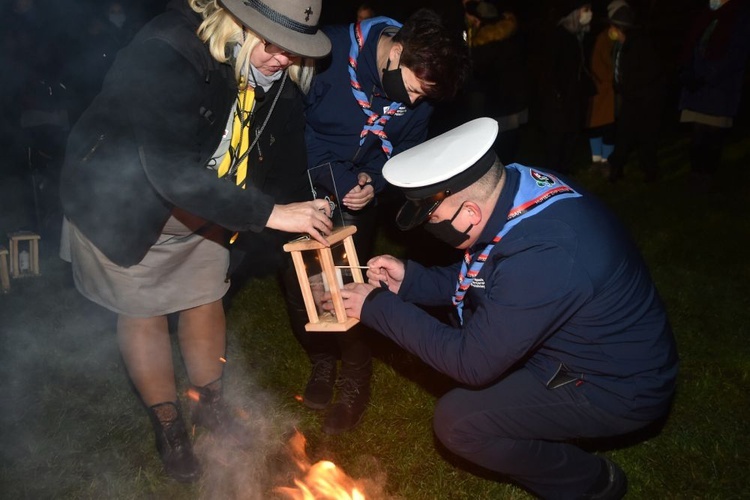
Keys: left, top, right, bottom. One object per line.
{"left": 342, "top": 173, "right": 375, "bottom": 211}
{"left": 266, "top": 200, "right": 333, "bottom": 245}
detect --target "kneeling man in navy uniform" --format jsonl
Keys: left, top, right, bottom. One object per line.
{"left": 334, "top": 118, "right": 678, "bottom": 499}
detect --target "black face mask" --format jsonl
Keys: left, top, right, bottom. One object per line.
{"left": 423, "top": 203, "right": 474, "bottom": 247}
{"left": 382, "top": 59, "right": 412, "bottom": 105}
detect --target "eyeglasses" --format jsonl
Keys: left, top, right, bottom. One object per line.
{"left": 395, "top": 189, "right": 452, "bottom": 231}
{"left": 423, "top": 190, "right": 452, "bottom": 220}
{"left": 263, "top": 40, "right": 294, "bottom": 57}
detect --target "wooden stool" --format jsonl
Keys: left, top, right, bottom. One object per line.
{"left": 0, "top": 246, "right": 9, "bottom": 293}
{"left": 8, "top": 231, "right": 41, "bottom": 278}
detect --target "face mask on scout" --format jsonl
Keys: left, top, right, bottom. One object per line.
{"left": 249, "top": 64, "right": 283, "bottom": 92}
{"left": 381, "top": 59, "right": 412, "bottom": 105}
{"left": 230, "top": 43, "right": 282, "bottom": 93}
{"left": 423, "top": 202, "right": 474, "bottom": 247}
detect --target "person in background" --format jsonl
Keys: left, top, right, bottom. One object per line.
{"left": 0, "top": 0, "right": 58, "bottom": 159}
{"left": 1, "top": 0, "right": 72, "bottom": 241}
{"left": 67, "top": 4, "right": 134, "bottom": 122}
{"left": 104, "top": 2, "right": 138, "bottom": 45}
{"left": 60, "top": 0, "right": 332, "bottom": 483}
{"left": 605, "top": 0, "right": 666, "bottom": 183}
{"left": 536, "top": 0, "right": 595, "bottom": 174}
{"left": 678, "top": 0, "right": 750, "bottom": 189}
{"left": 585, "top": 18, "right": 616, "bottom": 176}
{"left": 284, "top": 8, "right": 470, "bottom": 435}
{"left": 356, "top": 2, "right": 375, "bottom": 22}
{"left": 462, "top": 0, "right": 528, "bottom": 164}
{"left": 335, "top": 117, "right": 678, "bottom": 500}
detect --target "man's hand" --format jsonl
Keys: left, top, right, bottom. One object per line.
{"left": 366, "top": 255, "right": 405, "bottom": 293}
{"left": 266, "top": 200, "right": 333, "bottom": 245}
{"left": 329, "top": 282, "right": 378, "bottom": 320}
{"left": 342, "top": 173, "right": 375, "bottom": 211}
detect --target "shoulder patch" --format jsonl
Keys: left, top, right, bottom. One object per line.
{"left": 530, "top": 169, "right": 556, "bottom": 188}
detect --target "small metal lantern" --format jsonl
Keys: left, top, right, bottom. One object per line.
{"left": 283, "top": 226, "right": 364, "bottom": 332}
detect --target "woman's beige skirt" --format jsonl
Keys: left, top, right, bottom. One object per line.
{"left": 69, "top": 213, "right": 229, "bottom": 317}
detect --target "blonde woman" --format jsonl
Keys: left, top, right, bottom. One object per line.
{"left": 60, "top": 0, "right": 330, "bottom": 482}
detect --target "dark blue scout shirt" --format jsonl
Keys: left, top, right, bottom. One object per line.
{"left": 362, "top": 166, "right": 678, "bottom": 420}
{"left": 304, "top": 21, "right": 433, "bottom": 199}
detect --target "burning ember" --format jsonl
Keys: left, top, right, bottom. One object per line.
{"left": 275, "top": 430, "right": 366, "bottom": 500}
{"left": 186, "top": 387, "right": 201, "bottom": 403}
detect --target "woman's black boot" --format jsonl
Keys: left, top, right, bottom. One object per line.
{"left": 147, "top": 401, "right": 201, "bottom": 483}
{"left": 191, "top": 380, "right": 250, "bottom": 441}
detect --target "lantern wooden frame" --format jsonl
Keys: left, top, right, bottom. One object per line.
{"left": 283, "top": 226, "right": 363, "bottom": 332}
{"left": 0, "top": 246, "right": 10, "bottom": 293}
{"left": 8, "top": 231, "right": 41, "bottom": 278}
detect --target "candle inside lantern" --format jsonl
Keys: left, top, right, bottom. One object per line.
{"left": 320, "top": 268, "right": 344, "bottom": 291}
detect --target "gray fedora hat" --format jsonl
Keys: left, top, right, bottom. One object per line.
{"left": 219, "top": 0, "right": 331, "bottom": 58}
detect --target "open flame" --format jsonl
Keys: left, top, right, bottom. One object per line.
{"left": 275, "top": 430, "right": 366, "bottom": 500}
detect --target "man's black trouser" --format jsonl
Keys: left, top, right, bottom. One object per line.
{"left": 433, "top": 367, "right": 662, "bottom": 499}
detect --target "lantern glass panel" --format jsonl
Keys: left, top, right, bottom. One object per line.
{"left": 301, "top": 240, "right": 354, "bottom": 320}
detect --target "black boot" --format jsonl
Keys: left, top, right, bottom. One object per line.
{"left": 191, "top": 379, "right": 248, "bottom": 439}
{"left": 322, "top": 362, "right": 371, "bottom": 435}
{"left": 581, "top": 458, "right": 628, "bottom": 500}
{"left": 147, "top": 401, "right": 200, "bottom": 483}
{"left": 303, "top": 355, "right": 337, "bottom": 410}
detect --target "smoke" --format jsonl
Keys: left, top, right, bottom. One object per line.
{"left": 0, "top": 269, "right": 127, "bottom": 496}
{"left": 192, "top": 368, "right": 301, "bottom": 500}
{"left": 0, "top": 278, "right": 297, "bottom": 497}
{"left": 0, "top": 258, "right": 393, "bottom": 498}
{"left": 191, "top": 384, "right": 395, "bottom": 500}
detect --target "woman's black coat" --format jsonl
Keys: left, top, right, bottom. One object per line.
{"left": 61, "top": 0, "right": 309, "bottom": 268}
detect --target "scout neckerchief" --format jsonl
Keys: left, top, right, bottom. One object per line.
{"left": 452, "top": 165, "right": 582, "bottom": 324}
{"left": 218, "top": 72, "right": 288, "bottom": 188}
{"left": 217, "top": 72, "right": 287, "bottom": 244}
{"left": 217, "top": 86, "right": 256, "bottom": 188}
{"left": 348, "top": 16, "right": 403, "bottom": 158}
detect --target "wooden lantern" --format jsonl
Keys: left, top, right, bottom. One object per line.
{"left": 8, "top": 231, "right": 41, "bottom": 278}
{"left": 283, "top": 226, "right": 364, "bottom": 332}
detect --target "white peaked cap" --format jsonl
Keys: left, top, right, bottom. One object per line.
{"left": 383, "top": 117, "right": 499, "bottom": 230}
{"left": 383, "top": 117, "right": 499, "bottom": 194}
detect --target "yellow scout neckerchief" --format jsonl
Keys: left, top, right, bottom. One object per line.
{"left": 217, "top": 87, "right": 256, "bottom": 188}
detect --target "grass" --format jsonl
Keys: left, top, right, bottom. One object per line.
{"left": 1, "top": 121, "right": 749, "bottom": 499}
